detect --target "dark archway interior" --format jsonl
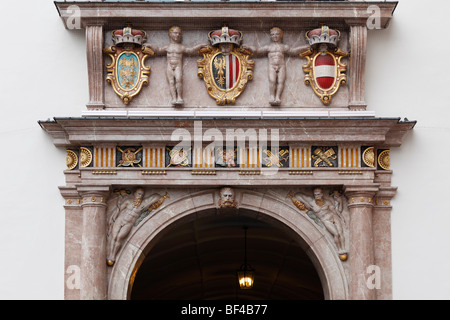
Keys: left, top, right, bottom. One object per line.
{"left": 130, "top": 211, "right": 324, "bottom": 300}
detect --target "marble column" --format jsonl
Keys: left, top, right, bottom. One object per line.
{"left": 345, "top": 185, "right": 378, "bottom": 300}
{"left": 78, "top": 186, "right": 110, "bottom": 300}
{"left": 348, "top": 25, "right": 368, "bottom": 111}
{"left": 86, "top": 25, "right": 105, "bottom": 110}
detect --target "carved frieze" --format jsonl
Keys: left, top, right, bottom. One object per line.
{"left": 72, "top": 143, "right": 391, "bottom": 172}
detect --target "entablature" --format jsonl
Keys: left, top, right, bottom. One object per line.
{"left": 39, "top": 116, "right": 416, "bottom": 147}
{"left": 56, "top": 1, "right": 397, "bottom": 31}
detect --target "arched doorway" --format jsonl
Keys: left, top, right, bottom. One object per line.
{"left": 130, "top": 212, "right": 324, "bottom": 300}
{"left": 107, "top": 189, "right": 348, "bottom": 300}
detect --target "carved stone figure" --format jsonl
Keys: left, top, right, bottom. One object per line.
{"left": 288, "top": 187, "right": 347, "bottom": 260}
{"left": 145, "top": 26, "right": 206, "bottom": 106}
{"left": 217, "top": 187, "right": 238, "bottom": 209}
{"left": 330, "top": 190, "right": 349, "bottom": 228}
{"left": 244, "top": 27, "right": 308, "bottom": 105}
{"left": 106, "top": 188, "right": 168, "bottom": 266}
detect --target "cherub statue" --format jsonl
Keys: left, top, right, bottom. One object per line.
{"left": 244, "top": 27, "right": 308, "bottom": 105}
{"left": 145, "top": 26, "right": 206, "bottom": 106}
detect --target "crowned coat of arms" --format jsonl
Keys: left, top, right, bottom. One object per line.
{"left": 104, "top": 27, "right": 155, "bottom": 105}
{"left": 197, "top": 26, "right": 254, "bottom": 105}
{"left": 301, "top": 26, "right": 348, "bottom": 105}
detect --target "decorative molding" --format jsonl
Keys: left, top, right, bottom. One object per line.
{"left": 92, "top": 170, "right": 117, "bottom": 175}
{"left": 239, "top": 170, "right": 261, "bottom": 175}
{"left": 289, "top": 170, "right": 313, "bottom": 175}
{"left": 191, "top": 170, "right": 216, "bottom": 175}
{"left": 339, "top": 170, "right": 363, "bottom": 175}
{"left": 141, "top": 170, "right": 166, "bottom": 175}
{"left": 55, "top": 2, "right": 397, "bottom": 30}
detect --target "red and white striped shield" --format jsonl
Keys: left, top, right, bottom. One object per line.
{"left": 313, "top": 52, "right": 336, "bottom": 90}
{"left": 212, "top": 53, "right": 241, "bottom": 90}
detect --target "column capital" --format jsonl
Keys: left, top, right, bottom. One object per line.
{"left": 77, "top": 185, "right": 111, "bottom": 207}
{"left": 374, "top": 186, "right": 398, "bottom": 209}
{"left": 344, "top": 185, "right": 379, "bottom": 208}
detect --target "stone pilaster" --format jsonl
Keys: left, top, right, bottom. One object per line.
{"left": 86, "top": 25, "right": 105, "bottom": 110}
{"left": 345, "top": 185, "right": 378, "bottom": 300}
{"left": 78, "top": 185, "right": 110, "bottom": 300}
{"left": 373, "top": 171, "right": 397, "bottom": 300}
{"left": 348, "top": 25, "right": 368, "bottom": 111}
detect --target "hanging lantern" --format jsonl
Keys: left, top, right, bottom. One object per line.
{"left": 237, "top": 226, "right": 255, "bottom": 289}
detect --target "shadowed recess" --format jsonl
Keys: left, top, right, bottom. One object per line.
{"left": 130, "top": 213, "right": 324, "bottom": 300}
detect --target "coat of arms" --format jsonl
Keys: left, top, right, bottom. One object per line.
{"left": 301, "top": 26, "right": 348, "bottom": 105}
{"left": 104, "top": 26, "right": 154, "bottom": 105}
{"left": 197, "top": 26, "right": 254, "bottom": 105}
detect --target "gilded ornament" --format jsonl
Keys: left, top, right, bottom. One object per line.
{"left": 215, "top": 147, "right": 238, "bottom": 168}
{"left": 262, "top": 147, "right": 289, "bottom": 168}
{"left": 117, "top": 147, "right": 143, "bottom": 167}
{"left": 301, "top": 26, "right": 348, "bottom": 105}
{"left": 362, "top": 147, "right": 375, "bottom": 167}
{"left": 287, "top": 192, "right": 307, "bottom": 211}
{"left": 312, "top": 147, "right": 338, "bottom": 167}
{"left": 79, "top": 147, "right": 93, "bottom": 168}
{"left": 197, "top": 26, "right": 254, "bottom": 105}
{"left": 166, "top": 146, "right": 191, "bottom": 167}
{"left": 378, "top": 150, "right": 390, "bottom": 170}
{"left": 66, "top": 150, "right": 78, "bottom": 170}
{"left": 339, "top": 253, "right": 348, "bottom": 261}
{"left": 104, "top": 26, "right": 154, "bottom": 105}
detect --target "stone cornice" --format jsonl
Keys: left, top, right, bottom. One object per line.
{"left": 39, "top": 116, "right": 416, "bottom": 147}
{"left": 55, "top": 1, "right": 398, "bottom": 30}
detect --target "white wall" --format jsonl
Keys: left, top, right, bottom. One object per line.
{"left": 366, "top": 0, "right": 450, "bottom": 299}
{"left": 0, "top": 0, "right": 448, "bottom": 299}
{"left": 0, "top": 0, "right": 86, "bottom": 299}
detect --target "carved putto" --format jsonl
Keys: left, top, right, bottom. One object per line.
{"left": 287, "top": 187, "right": 349, "bottom": 261}
{"left": 144, "top": 26, "right": 206, "bottom": 106}
{"left": 243, "top": 27, "right": 308, "bottom": 106}
{"left": 197, "top": 26, "right": 254, "bottom": 105}
{"left": 301, "top": 25, "right": 348, "bottom": 105}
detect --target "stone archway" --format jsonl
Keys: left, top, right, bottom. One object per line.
{"left": 107, "top": 188, "right": 348, "bottom": 300}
